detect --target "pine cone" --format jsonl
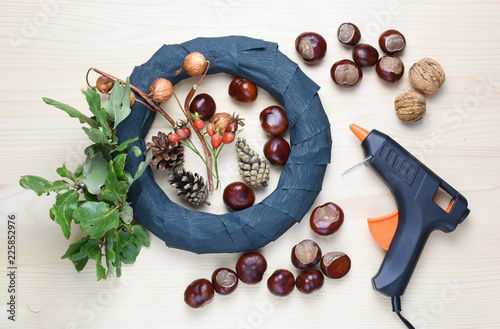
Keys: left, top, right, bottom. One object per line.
{"left": 145, "top": 131, "right": 184, "bottom": 170}
{"left": 169, "top": 168, "right": 209, "bottom": 206}
{"left": 236, "top": 138, "right": 270, "bottom": 187}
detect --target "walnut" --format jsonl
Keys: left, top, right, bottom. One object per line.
{"left": 409, "top": 58, "right": 445, "bottom": 95}
{"left": 395, "top": 91, "right": 426, "bottom": 122}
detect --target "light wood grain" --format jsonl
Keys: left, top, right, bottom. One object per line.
{"left": 1, "top": 0, "right": 500, "bottom": 328}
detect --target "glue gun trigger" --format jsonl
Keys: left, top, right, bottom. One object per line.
{"left": 367, "top": 210, "right": 399, "bottom": 251}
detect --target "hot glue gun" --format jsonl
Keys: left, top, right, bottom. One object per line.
{"left": 349, "top": 124, "right": 469, "bottom": 328}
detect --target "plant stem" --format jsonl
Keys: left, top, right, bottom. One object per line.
{"left": 182, "top": 140, "right": 219, "bottom": 185}
{"left": 86, "top": 67, "right": 176, "bottom": 127}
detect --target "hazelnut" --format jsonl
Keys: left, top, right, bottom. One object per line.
{"left": 148, "top": 78, "right": 173, "bottom": 103}
{"left": 395, "top": 91, "right": 426, "bottom": 122}
{"left": 129, "top": 91, "right": 136, "bottom": 107}
{"left": 376, "top": 56, "right": 404, "bottom": 83}
{"left": 184, "top": 52, "right": 207, "bottom": 77}
{"left": 291, "top": 239, "right": 322, "bottom": 269}
{"left": 330, "top": 59, "right": 362, "bottom": 87}
{"left": 96, "top": 76, "right": 113, "bottom": 93}
{"left": 337, "top": 23, "right": 361, "bottom": 46}
{"left": 409, "top": 58, "right": 445, "bottom": 95}
{"left": 211, "top": 112, "right": 233, "bottom": 133}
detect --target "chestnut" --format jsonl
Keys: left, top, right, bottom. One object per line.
{"left": 260, "top": 106, "right": 288, "bottom": 136}
{"left": 212, "top": 267, "right": 238, "bottom": 295}
{"left": 321, "top": 251, "right": 351, "bottom": 279}
{"left": 310, "top": 202, "right": 344, "bottom": 236}
{"left": 263, "top": 137, "right": 290, "bottom": 166}
{"left": 296, "top": 269, "right": 324, "bottom": 294}
{"left": 337, "top": 22, "right": 361, "bottom": 46}
{"left": 267, "top": 269, "right": 295, "bottom": 297}
{"left": 228, "top": 77, "right": 258, "bottom": 103}
{"left": 330, "top": 59, "right": 362, "bottom": 87}
{"left": 295, "top": 32, "right": 327, "bottom": 64}
{"left": 352, "top": 44, "right": 379, "bottom": 68}
{"left": 379, "top": 29, "right": 406, "bottom": 55}
{"left": 236, "top": 252, "right": 267, "bottom": 284}
{"left": 184, "top": 278, "right": 214, "bottom": 308}
{"left": 376, "top": 56, "right": 405, "bottom": 83}
{"left": 223, "top": 182, "right": 255, "bottom": 211}
{"left": 189, "top": 93, "right": 216, "bottom": 120}
{"left": 291, "top": 239, "right": 322, "bottom": 269}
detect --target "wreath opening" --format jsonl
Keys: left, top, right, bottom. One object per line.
{"left": 116, "top": 36, "right": 332, "bottom": 254}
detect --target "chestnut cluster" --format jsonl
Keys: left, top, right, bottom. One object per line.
{"left": 332, "top": 23, "right": 406, "bottom": 86}
{"left": 184, "top": 251, "right": 267, "bottom": 308}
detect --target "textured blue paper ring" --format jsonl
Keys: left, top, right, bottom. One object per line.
{"left": 116, "top": 36, "right": 332, "bottom": 254}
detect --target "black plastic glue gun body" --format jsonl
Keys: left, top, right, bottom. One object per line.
{"left": 361, "top": 130, "right": 469, "bottom": 298}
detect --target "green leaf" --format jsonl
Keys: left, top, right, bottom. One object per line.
{"left": 82, "top": 127, "right": 109, "bottom": 145}
{"left": 102, "top": 161, "right": 129, "bottom": 203}
{"left": 88, "top": 247, "right": 102, "bottom": 262}
{"left": 82, "top": 151, "right": 108, "bottom": 195}
{"left": 20, "top": 176, "right": 70, "bottom": 196}
{"left": 56, "top": 164, "right": 75, "bottom": 182}
{"left": 70, "top": 238, "right": 100, "bottom": 262}
{"left": 103, "top": 78, "right": 131, "bottom": 128}
{"left": 82, "top": 88, "right": 111, "bottom": 136}
{"left": 112, "top": 137, "right": 139, "bottom": 154}
{"left": 73, "top": 201, "right": 120, "bottom": 239}
{"left": 74, "top": 257, "right": 89, "bottom": 272}
{"left": 112, "top": 154, "right": 128, "bottom": 181}
{"left": 120, "top": 205, "right": 134, "bottom": 225}
{"left": 131, "top": 225, "right": 150, "bottom": 248}
{"left": 62, "top": 236, "right": 90, "bottom": 259}
{"left": 50, "top": 190, "right": 79, "bottom": 239}
{"left": 43, "top": 97, "right": 99, "bottom": 129}
{"left": 85, "top": 143, "right": 112, "bottom": 163}
{"left": 134, "top": 149, "right": 153, "bottom": 181}
{"left": 124, "top": 146, "right": 142, "bottom": 158}
{"left": 96, "top": 262, "right": 106, "bottom": 281}
{"left": 74, "top": 165, "right": 84, "bottom": 179}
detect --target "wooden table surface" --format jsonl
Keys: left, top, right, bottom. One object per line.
{"left": 1, "top": 1, "right": 499, "bottom": 328}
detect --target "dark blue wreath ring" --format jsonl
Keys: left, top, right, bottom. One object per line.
{"left": 116, "top": 36, "right": 331, "bottom": 254}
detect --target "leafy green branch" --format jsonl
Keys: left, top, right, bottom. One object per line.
{"left": 20, "top": 78, "right": 152, "bottom": 280}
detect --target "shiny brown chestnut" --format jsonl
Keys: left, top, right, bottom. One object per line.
{"left": 267, "top": 269, "right": 295, "bottom": 297}
{"left": 321, "top": 251, "right": 351, "bottom": 279}
{"left": 352, "top": 44, "right": 379, "bottom": 68}
{"left": 330, "top": 59, "right": 362, "bottom": 87}
{"left": 263, "top": 137, "right": 290, "bottom": 166}
{"left": 228, "top": 77, "right": 258, "bottom": 103}
{"left": 296, "top": 269, "right": 324, "bottom": 294}
{"left": 260, "top": 106, "right": 288, "bottom": 136}
{"left": 310, "top": 202, "right": 344, "bottom": 236}
{"left": 190, "top": 93, "right": 216, "bottom": 120}
{"left": 212, "top": 268, "right": 238, "bottom": 295}
{"left": 184, "top": 278, "right": 215, "bottom": 308}
{"left": 376, "top": 56, "right": 405, "bottom": 83}
{"left": 291, "top": 239, "right": 322, "bottom": 269}
{"left": 379, "top": 29, "right": 406, "bottom": 55}
{"left": 236, "top": 252, "right": 268, "bottom": 284}
{"left": 337, "top": 22, "right": 361, "bottom": 46}
{"left": 295, "top": 32, "right": 327, "bottom": 64}
{"left": 223, "top": 182, "right": 255, "bottom": 211}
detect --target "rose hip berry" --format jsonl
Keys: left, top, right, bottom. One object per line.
{"left": 222, "top": 132, "right": 235, "bottom": 144}
{"left": 295, "top": 32, "right": 327, "bottom": 64}
{"left": 296, "top": 269, "right": 324, "bottom": 294}
{"left": 236, "top": 252, "right": 267, "bottom": 284}
{"left": 168, "top": 133, "right": 181, "bottom": 143}
{"left": 267, "top": 269, "right": 295, "bottom": 297}
{"left": 184, "top": 278, "right": 214, "bottom": 308}
{"left": 310, "top": 202, "right": 344, "bottom": 236}
{"left": 320, "top": 251, "right": 351, "bottom": 279}
{"left": 228, "top": 77, "right": 258, "bottom": 103}
{"left": 291, "top": 239, "right": 322, "bottom": 270}
{"left": 212, "top": 268, "right": 239, "bottom": 295}
{"left": 211, "top": 133, "right": 222, "bottom": 148}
